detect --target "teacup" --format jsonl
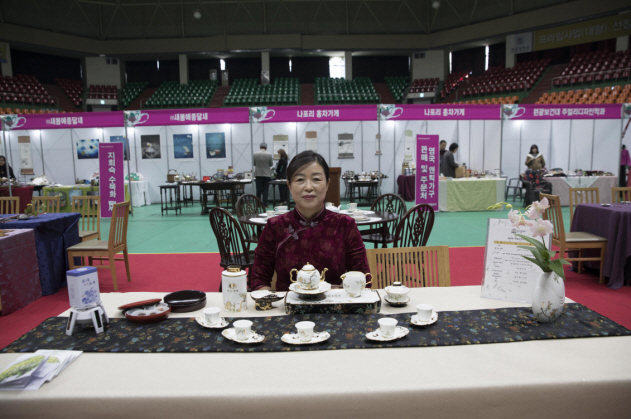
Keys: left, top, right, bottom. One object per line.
{"left": 346, "top": 203, "right": 358, "bottom": 211}
{"left": 341, "top": 271, "right": 372, "bottom": 298}
{"left": 233, "top": 320, "right": 253, "bottom": 341}
{"left": 296, "top": 321, "right": 315, "bottom": 342}
{"left": 266, "top": 210, "right": 275, "bottom": 218}
{"left": 378, "top": 318, "right": 397, "bottom": 338}
{"left": 352, "top": 210, "right": 364, "bottom": 218}
{"left": 416, "top": 304, "right": 434, "bottom": 322}
{"left": 203, "top": 307, "right": 221, "bottom": 325}
{"left": 275, "top": 206, "right": 288, "bottom": 213}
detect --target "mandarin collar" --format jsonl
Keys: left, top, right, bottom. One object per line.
{"left": 292, "top": 204, "right": 326, "bottom": 225}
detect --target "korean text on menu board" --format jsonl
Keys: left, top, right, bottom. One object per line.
{"left": 415, "top": 134, "right": 439, "bottom": 209}
{"left": 98, "top": 142, "right": 124, "bottom": 218}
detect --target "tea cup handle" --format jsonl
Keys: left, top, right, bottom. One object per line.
{"left": 365, "top": 273, "right": 373, "bottom": 287}
{"left": 290, "top": 269, "right": 298, "bottom": 283}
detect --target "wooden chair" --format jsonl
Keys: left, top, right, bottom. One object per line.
{"left": 611, "top": 187, "right": 631, "bottom": 203}
{"left": 209, "top": 207, "right": 255, "bottom": 289}
{"left": 367, "top": 246, "right": 451, "bottom": 289}
{"left": 361, "top": 193, "right": 407, "bottom": 248}
{"left": 541, "top": 194, "right": 607, "bottom": 283}
{"left": 32, "top": 195, "right": 61, "bottom": 213}
{"left": 235, "top": 194, "right": 265, "bottom": 247}
{"left": 569, "top": 187, "right": 599, "bottom": 223}
{"left": 393, "top": 204, "right": 435, "bottom": 248}
{"left": 71, "top": 195, "right": 101, "bottom": 241}
{"left": 67, "top": 201, "right": 131, "bottom": 291}
{"left": 0, "top": 197, "right": 19, "bottom": 214}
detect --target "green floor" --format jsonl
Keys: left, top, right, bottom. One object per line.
{"left": 108, "top": 198, "right": 571, "bottom": 254}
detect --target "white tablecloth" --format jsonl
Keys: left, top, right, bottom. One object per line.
{"left": 128, "top": 181, "right": 150, "bottom": 207}
{"left": 1, "top": 286, "right": 629, "bottom": 418}
{"left": 544, "top": 176, "right": 617, "bottom": 205}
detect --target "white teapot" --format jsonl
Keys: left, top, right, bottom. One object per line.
{"left": 341, "top": 271, "right": 372, "bottom": 298}
{"left": 325, "top": 202, "right": 340, "bottom": 213}
{"left": 384, "top": 281, "right": 410, "bottom": 302}
{"left": 290, "top": 262, "right": 328, "bottom": 290}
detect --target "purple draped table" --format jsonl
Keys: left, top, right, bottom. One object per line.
{"left": 0, "top": 229, "right": 42, "bottom": 315}
{"left": 0, "top": 186, "right": 34, "bottom": 213}
{"left": 397, "top": 175, "right": 415, "bottom": 202}
{"left": 570, "top": 203, "right": 631, "bottom": 289}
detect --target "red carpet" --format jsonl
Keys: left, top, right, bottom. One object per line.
{"left": 1, "top": 249, "right": 629, "bottom": 350}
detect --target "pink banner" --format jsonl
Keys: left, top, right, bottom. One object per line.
{"left": 99, "top": 142, "right": 125, "bottom": 218}
{"left": 502, "top": 104, "right": 622, "bottom": 120}
{"left": 134, "top": 108, "right": 249, "bottom": 126}
{"left": 250, "top": 105, "right": 377, "bottom": 123}
{"left": 379, "top": 104, "right": 501, "bottom": 121}
{"left": 6, "top": 111, "right": 124, "bottom": 130}
{"left": 415, "top": 134, "right": 439, "bottom": 210}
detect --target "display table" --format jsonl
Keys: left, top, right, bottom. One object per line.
{"left": 41, "top": 185, "right": 130, "bottom": 212}
{"left": 397, "top": 175, "right": 415, "bottom": 201}
{"left": 0, "top": 229, "right": 41, "bottom": 315}
{"left": 0, "top": 213, "right": 80, "bottom": 295}
{"left": 439, "top": 178, "right": 506, "bottom": 212}
{"left": 0, "top": 286, "right": 629, "bottom": 418}
{"left": 571, "top": 203, "right": 631, "bottom": 289}
{"left": 128, "top": 181, "right": 150, "bottom": 207}
{"left": 544, "top": 176, "right": 617, "bottom": 205}
{"left": 0, "top": 186, "right": 34, "bottom": 213}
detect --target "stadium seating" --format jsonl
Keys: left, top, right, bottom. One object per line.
{"left": 56, "top": 78, "right": 84, "bottom": 108}
{"left": 119, "top": 81, "right": 148, "bottom": 109}
{"left": 460, "top": 59, "right": 551, "bottom": 99}
{"left": 224, "top": 78, "right": 299, "bottom": 107}
{"left": 1, "top": 74, "right": 57, "bottom": 109}
{"left": 449, "top": 95, "right": 520, "bottom": 105}
{"left": 145, "top": 79, "right": 217, "bottom": 109}
{"left": 87, "top": 84, "right": 118, "bottom": 100}
{"left": 552, "top": 49, "right": 631, "bottom": 88}
{"left": 385, "top": 76, "right": 408, "bottom": 102}
{"left": 535, "top": 84, "right": 630, "bottom": 104}
{"left": 440, "top": 71, "right": 469, "bottom": 100}
{"left": 315, "top": 77, "right": 379, "bottom": 105}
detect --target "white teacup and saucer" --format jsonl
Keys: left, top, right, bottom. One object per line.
{"left": 366, "top": 318, "right": 409, "bottom": 342}
{"left": 281, "top": 321, "right": 331, "bottom": 345}
{"left": 410, "top": 304, "right": 438, "bottom": 326}
{"left": 196, "top": 307, "right": 229, "bottom": 329}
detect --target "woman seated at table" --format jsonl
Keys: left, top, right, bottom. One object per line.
{"left": 250, "top": 150, "right": 370, "bottom": 291}
{"left": 525, "top": 144, "right": 545, "bottom": 171}
{"left": 0, "top": 156, "right": 16, "bottom": 180}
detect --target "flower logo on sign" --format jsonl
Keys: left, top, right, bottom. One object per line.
{"left": 502, "top": 104, "right": 526, "bottom": 120}
{"left": 378, "top": 104, "right": 403, "bottom": 120}
{"left": 1, "top": 115, "right": 27, "bottom": 131}
{"left": 124, "top": 110, "right": 149, "bottom": 127}
{"left": 250, "top": 107, "right": 275, "bottom": 123}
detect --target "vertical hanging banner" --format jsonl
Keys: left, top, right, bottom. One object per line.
{"left": 99, "top": 142, "right": 124, "bottom": 218}
{"left": 415, "top": 135, "right": 439, "bottom": 210}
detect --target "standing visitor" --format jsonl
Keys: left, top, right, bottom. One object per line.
{"left": 253, "top": 143, "right": 273, "bottom": 206}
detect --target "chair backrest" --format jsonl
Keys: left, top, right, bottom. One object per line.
{"left": 235, "top": 194, "right": 265, "bottom": 218}
{"left": 370, "top": 193, "right": 407, "bottom": 219}
{"left": 569, "top": 187, "right": 599, "bottom": 222}
{"left": 611, "top": 187, "right": 631, "bottom": 203}
{"left": 109, "top": 201, "right": 130, "bottom": 248}
{"left": 71, "top": 195, "right": 100, "bottom": 238}
{"left": 393, "top": 204, "right": 435, "bottom": 248}
{"left": 209, "top": 207, "right": 251, "bottom": 265}
{"left": 367, "top": 246, "right": 451, "bottom": 289}
{"left": 507, "top": 178, "right": 522, "bottom": 187}
{"left": 540, "top": 193, "right": 565, "bottom": 245}
{"left": 32, "top": 195, "right": 61, "bottom": 213}
{"left": 0, "top": 197, "right": 19, "bottom": 214}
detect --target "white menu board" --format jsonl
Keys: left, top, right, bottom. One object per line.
{"left": 481, "top": 218, "right": 550, "bottom": 303}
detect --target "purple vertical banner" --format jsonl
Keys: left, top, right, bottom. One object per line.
{"left": 415, "top": 135, "right": 439, "bottom": 210}
{"left": 98, "top": 142, "right": 124, "bottom": 218}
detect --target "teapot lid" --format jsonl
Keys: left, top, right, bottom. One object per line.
{"left": 224, "top": 265, "right": 246, "bottom": 276}
{"left": 385, "top": 281, "right": 409, "bottom": 293}
{"left": 301, "top": 262, "right": 316, "bottom": 271}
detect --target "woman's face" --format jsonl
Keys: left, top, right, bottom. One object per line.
{"left": 0, "top": 157, "right": 5, "bottom": 166}
{"left": 288, "top": 161, "right": 330, "bottom": 216}
{"left": 532, "top": 147, "right": 538, "bottom": 154}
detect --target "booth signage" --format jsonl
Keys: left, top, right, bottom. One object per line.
{"left": 379, "top": 104, "right": 501, "bottom": 121}
{"left": 250, "top": 105, "right": 377, "bottom": 123}
{"left": 502, "top": 104, "right": 622, "bottom": 120}
{"left": 415, "top": 134, "right": 439, "bottom": 209}
{"left": 98, "top": 142, "right": 124, "bottom": 218}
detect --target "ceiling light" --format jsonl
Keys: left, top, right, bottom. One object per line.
{"left": 432, "top": 1, "right": 440, "bottom": 9}
{"left": 193, "top": 10, "right": 202, "bottom": 19}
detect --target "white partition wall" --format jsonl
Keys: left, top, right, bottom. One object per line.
{"left": 3, "top": 129, "right": 47, "bottom": 181}
{"left": 378, "top": 119, "right": 395, "bottom": 195}
{"left": 233, "top": 123, "right": 255, "bottom": 196}
{"left": 501, "top": 120, "right": 522, "bottom": 181}
{"left": 591, "top": 119, "right": 622, "bottom": 175}
{"left": 134, "top": 125, "right": 168, "bottom": 203}
{"left": 550, "top": 120, "right": 571, "bottom": 171}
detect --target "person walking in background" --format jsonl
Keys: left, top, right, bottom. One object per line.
{"left": 440, "top": 143, "right": 460, "bottom": 178}
{"left": 276, "top": 148, "right": 289, "bottom": 205}
{"left": 439, "top": 140, "right": 447, "bottom": 165}
{"left": 621, "top": 145, "right": 631, "bottom": 187}
{"left": 253, "top": 142, "right": 273, "bottom": 206}
{"left": 525, "top": 144, "right": 546, "bottom": 171}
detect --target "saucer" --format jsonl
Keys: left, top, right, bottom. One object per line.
{"left": 410, "top": 312, "right": 438, "bottom": 326}
{"left": 196, "top": 316, "right": 230, "bottom": 329}
{"left": 384, "top": 296, "right": 410, "bottom": 307}
{"left": 281, "top": 331, "right": 330, "bottom": 345}
{"left": 249, "top": 218, "right": 267, "bottom": 224}
{"left": 366, "top": 326, "right": 409, "bottom": 342}
{"left": 258, "top": 213, "right": 276, "bottom": 217}
{"left": 221, "top": 328, "right": 265, "bottom": 344}
{"left": 289, "top": 282, "right": 332, "bottom": 295}
{"left": 352, "top": 216, "right": 370, "bottom": 222}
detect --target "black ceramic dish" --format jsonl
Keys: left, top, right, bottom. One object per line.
{"left": 164, "top": 290, "right": 207, "bottom": 312}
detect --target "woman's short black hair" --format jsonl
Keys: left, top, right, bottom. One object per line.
{"left": 287, "top": 151, "right": 330, "bottom": 183}
{"left": 530, "top": 144, "right": 539, "bottom": 154}
{"left": 449, "top": 143, "right": 459, "bottom": 152}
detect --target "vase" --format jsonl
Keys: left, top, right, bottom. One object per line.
{"left": 532, "top": 271, "right": 565, "bottom": 322}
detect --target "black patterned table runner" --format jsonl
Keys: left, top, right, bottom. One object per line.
{"left": 4, "top": 303, "right": 629, "bottom": 353}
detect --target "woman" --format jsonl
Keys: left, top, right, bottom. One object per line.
{"left": 620, "top": 145, "right": 630, "bottom": 187}
{"left": 250, "top": 150, "right": 370, "bottom": 291}
{"left": 525, "top": 145, "right": 546, "bottom": 171}
{"left": 276, "top": 148, "right": 289, "bottom": 205}
{"left": 440, "top": 143, "right": 460, "bottom": 178}
{"left": 0, "top": 156, "right": 15, "bottom": 180}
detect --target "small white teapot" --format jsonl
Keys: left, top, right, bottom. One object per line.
{"left": 325, "top": 202, "right": 340, "bottom": 213}
{"left": 384, "top": 281, "right": 410, "bottom": 302}
{"left": 290, "top": 262, "right": 328, "bottom": 290}
{"left": 341, "top": 271, "right": 372, "bottom": 298}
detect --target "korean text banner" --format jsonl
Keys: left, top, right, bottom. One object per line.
{"left": 379, "top": 104, "right": 500, "bottom": 121}
{"left": 415, "top": 134, "right": 439, "bottom": 210}
{"left": 99, "top": 142, "right": 124, "bottom": 218}
{"left": 250, "top": 105, "right": 376, "bottom": 123}
{"left": 5, "top": 112, "right": 124, "bottom": 130}
{"left": 501, "top": 104, "right": 622, "bottom": 120}
{"left": 534, "top": 14, "right": 631, "bottom": 51}
{"left": 125, "top": 108, "right": 249, "bottom": 127}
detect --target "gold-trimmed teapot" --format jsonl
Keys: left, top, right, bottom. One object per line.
{"left": 290, "top": 262, "right": 328, "bottom": 290}
{"left": 341, "top": 271, "right": 372, "bottom": 298}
